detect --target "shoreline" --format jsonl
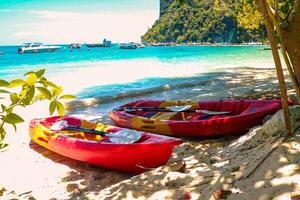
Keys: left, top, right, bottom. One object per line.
{"left": 0, "top": 68, "right": 298, "bottom": 200}
{"left": 66, "top": 67, "right": 294, "bottom": 119}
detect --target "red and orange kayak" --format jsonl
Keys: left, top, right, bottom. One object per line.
{"left": 109, "top": 99, "right": 286, "bottom": 137}
{"left": 29, "top": 116, "right": 182, "bottom": 173}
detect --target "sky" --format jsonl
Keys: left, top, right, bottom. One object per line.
{"left": 0, "top": 0, "right": 159, "bottom": 45}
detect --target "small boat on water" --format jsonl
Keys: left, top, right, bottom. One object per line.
{"left": 18, "top": 43, "right": 60, "bottom": 54}
{"left": 69, "top": 43, "right": 81, "bottom": 49}
{"left": 29, "top": 116, "right": 182, "bottom": 173}
{"left": 137, "top": 43, "right": 146, "bottom": 48}
{"left": 86, "top": 39, "right": 111, "bottom": 48}
{"left": 119, "top": 42, "right": 137, "bottom": 49}
{"left": 0, "top": 51, "right": 4, "bottom": 54}
{"left": 109, "top": 99, "right": 289, "bottom": 137}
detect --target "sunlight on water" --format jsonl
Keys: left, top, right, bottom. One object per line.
{"left": 0, "top": 46, "right": 275, "bottom": 98}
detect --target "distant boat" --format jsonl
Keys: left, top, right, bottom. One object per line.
{"left": 69, "top": 43, "right": 81, "bottom": 49}
{"left": 86, "top": 39, "right": 111, "bottom": 48}
{"left": 0, "top": 51, "right": 3, "bottom": 54}
{"left": 137, "top": 43, "right": 145, "bottom": 48}
{"left": 119, "top": 42, "right": 137, "bottom": 49}
{"left": 18, "top": 43, "right": 61, "bottom": 54}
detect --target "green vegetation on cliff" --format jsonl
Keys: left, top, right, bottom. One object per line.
{"left": 142, "top": 0, "right": 267, "bottom": 43}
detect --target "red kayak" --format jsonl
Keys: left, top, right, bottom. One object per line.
{"left": 109, "top": 99, "right": 288, "bottom": 137}
{"left": 29, "top": 116, "right": 182, "bottom": 173}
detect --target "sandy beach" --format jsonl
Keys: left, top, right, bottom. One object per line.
{"left": 1, "top": 68, "right": 300, "bottom": 200}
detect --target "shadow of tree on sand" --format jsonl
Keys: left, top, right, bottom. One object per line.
{"left": 93, "top": 107, "right": 300, "bottom": 199}
{"left": 29, "top": 68, "right": 299, "bottom": 199}
{"left": 29, "top": 139, "right": 133, "bottom": 200}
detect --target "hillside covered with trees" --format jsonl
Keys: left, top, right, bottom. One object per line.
{"left": 142, "top": 0, "right": 267, "bottom": 43}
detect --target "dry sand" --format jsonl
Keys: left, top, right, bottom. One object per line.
{"left": 97, "top": 107, "right": 300, "bottom": 200}
{"left": 0, "top": 68, "right": 300, "bottom": 200}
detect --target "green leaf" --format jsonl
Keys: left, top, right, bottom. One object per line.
{"left": 12, "top": 124, "right": 17, "bottom": 132}
{"left": 23, "top": 87, "right": 35, "bottom": 105}
{"left": 3, "top": 113, "right": 24, "bottom": 124}
{"left": 40, "top": 77, "right": 47, "bottom": 82}
{"left": 49, "top": 100, "right": 56, "bottom": 115}
{"left": 59, "top": 94, "right": 76, "bottom": 100}
{"left": 6, "top": 107, "right": 13, "bottom": 114}
{"left": 0, "top": 89, "right": 10, "bottom": 93}
{"left": 24, "top": 71, "right": 34, "bottom": 76}
{"left": 1, "top": 104, "right": 7, "bottom": 112}
{"left": 35, "top": 93, "right": 46, "bottom": 101}
{"left": 10, "top": 93, "right": 19, "bottom": 104}
{"left": 0, "top": 80, "right": 9, "bottom": 87}
{"left": 39, "top": 80, "right": 59, "bottom": 89}
{"left": 0, "top": 143, "right": 8, "bottom": 149}
{"left": 36, "top": 87, "right": 52, "bottom": 100}
{"left": 26, "top": 73, "right": 37, "bottom": 86}
{"left": 8, "top": 79, "right": 26, "bottom": 88}
{"left": 56, "top": 101, "right": 65, "bottom": 117}
{"left": 35, "top": 69, "right": 45, "bottom": 78}
{"left": 52, "top": 87, "right": 62, "bottom": 97}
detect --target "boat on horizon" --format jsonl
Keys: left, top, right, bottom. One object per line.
{"left": 18, "top": 43, "right": 61, "bottom": 54}
{"left": 136, "top": 43, "right": 145, "bottom": 48}
{"left": 119, "top": 42, "right": 137, "bottom": 49}
{"left": 86, "top": 39, "right": 112, "bottom": 48}
{"left": 69, "top": 43, "right": 81, "bottom": 49}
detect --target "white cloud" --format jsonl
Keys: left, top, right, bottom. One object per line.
{"left": 12, "top": 9, "right": 158, "bottom": 43}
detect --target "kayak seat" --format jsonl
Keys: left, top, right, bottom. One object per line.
{"left": 143, "top": 112, "right": 158, "bottom": 118}
{"left": 198, "top": 114, "right": 212, "bottom": 120}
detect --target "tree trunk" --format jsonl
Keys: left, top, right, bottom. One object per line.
{"left": 258, "top": 0, "right": 292, "bottom": 135}
{"left": 282, "top": 0, "right": 300, "bottom": 85}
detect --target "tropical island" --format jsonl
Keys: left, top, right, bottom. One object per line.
{"left": 0, "top": 0, "right": 299, "bottom": 199}
{"left": 142, "top": 0, "right": 267, "bottom": 44}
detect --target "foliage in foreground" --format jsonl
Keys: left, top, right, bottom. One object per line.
{"left": 0, "top": 69, "right": 76, "bottom": 149}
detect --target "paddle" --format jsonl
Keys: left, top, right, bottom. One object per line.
{"left": 50, "top": 120, "right": 142, "bottom": 144}
{"left": 116, "top": 105, "right": 230, "bottom": 115}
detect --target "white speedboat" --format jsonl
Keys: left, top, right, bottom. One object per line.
{"left": 119, "top": 42, "right": 137, "bottom": 49}
{"left": 18, "top": 43, "right": 61, "bottom": 54}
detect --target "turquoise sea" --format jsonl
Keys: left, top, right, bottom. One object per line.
{"left": 0, "top": 45, "right": 274, "bottom": 115}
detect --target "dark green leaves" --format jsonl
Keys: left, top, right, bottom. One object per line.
{"left": 26, "top": 73, "right": 37, "bottom": 86}
{"left": 3, "top": 113, "right": 24, "bottom": 124}
{"left": 56, "top": 101, "right": 64, "bottom": 116}
{"left": 52, "top": 87, "right": 62, "bottom": 97}
{"left": 10, "top": 93, "right": 19, "bottom": 104}
{"left": 0, "top": 89, "right": 10, "bottom": 93}
{"left": 23, "top": 87, "right": 35, "bottom": 105}
{"left": 24, "top": 68, "right": 45, "bottom": 78}
{"left": 35, "top": 69, "right": 45, "bottom": 78}
{"left": 49, "top": 100, "right": 57, "bottom": 115}
{"left": 39, "top": 80, "right": 59, "bottom": 89}
{"left": 36, "top": 87, "right": 52, "bottom": 100}
{"left": 0, "top": 80, "right": 9, "bottom": 87}
{"left": 59, "top": 94, "right": 76, "bottom": 100}
{"left": 8, "top": 79, "right": 26, "bottom": 88}
{"left": 0, "top": 68, "right": 76, "bottom": 149}
{"left": 49, "top": 100, "right": 65, "bottom": 116}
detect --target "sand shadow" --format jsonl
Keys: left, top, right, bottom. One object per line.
{"left": 29, "top": 141, "right": 133, "bottom": 200}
